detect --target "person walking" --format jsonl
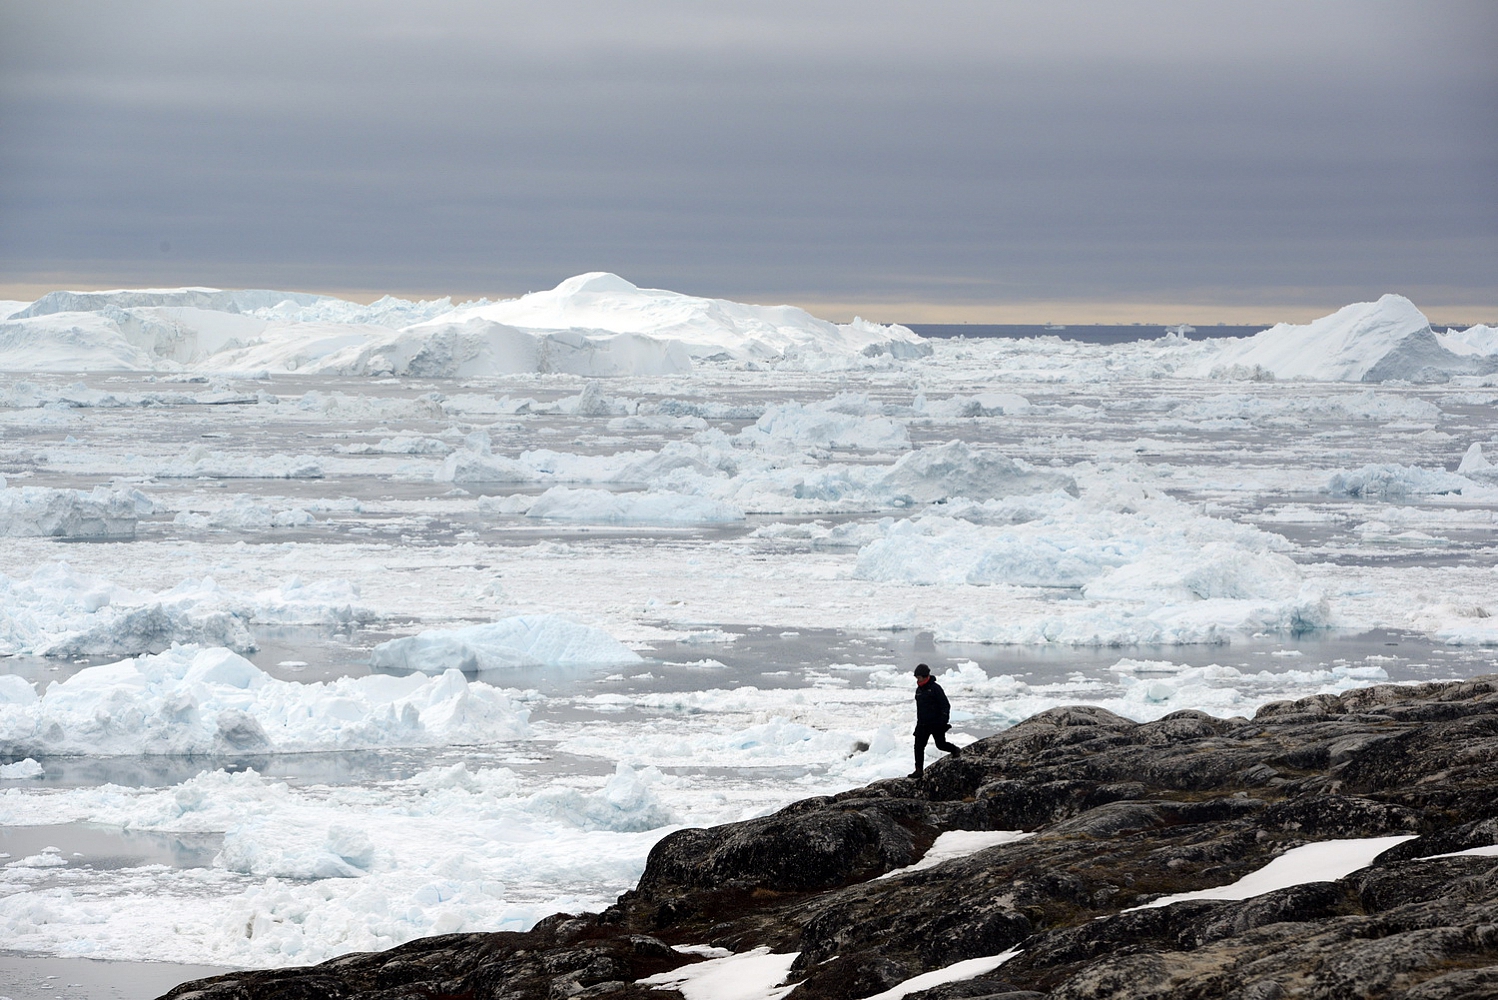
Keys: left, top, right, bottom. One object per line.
{"left": 910, "top": 663, "right": 961, "bottom": 778}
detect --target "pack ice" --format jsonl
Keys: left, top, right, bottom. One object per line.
{"left": 1197, "top": 294, "right": 1498, "bottom": 382}
{"left": 369, "top": 615, "right": 643, "bottom": 674}
{"left": 0, "top": 484, "right": 149, "bottom": 539}
{"left": 0, "top": 273, "right": 929, "bottom": 376}
{"left": 0, "top": 645, "right": 529, "bottom": 756}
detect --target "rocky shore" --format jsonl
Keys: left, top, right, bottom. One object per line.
{"left": 162, "top": 676, "right": 1498, "bottom": 1000}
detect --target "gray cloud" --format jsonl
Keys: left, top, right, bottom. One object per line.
{"left": 1, "top": 1, "right": 1493, "bottom": 313}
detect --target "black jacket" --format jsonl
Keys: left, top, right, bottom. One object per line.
{"left": 914, "top": 678, "right": 951, "bottom": 731}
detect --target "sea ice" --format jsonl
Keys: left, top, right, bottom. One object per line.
{"left": 0, "top": 485, "right": 149, "bottom": 539}
{"left": 0, "top": 564, "right": 254, "bottom": 658}
{"left": 524, "top": 487, "right": 744, "bottom": 525}
{"left": 369, "top": 615, "right": 643, "bottom": 674}
{"left": 1325, "top": 464, "right": 1477, "bottom": 497}
{"left": 0, "top": 758, "right": 42, "bottom": 780}
{"left": 0, "top": 646, "right": 530, "bottom": 756}
{"left": 158, "top": 445, "right": 323, "bottom": 479}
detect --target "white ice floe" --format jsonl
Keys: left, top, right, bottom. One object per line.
{"left": 158, "top": 445, "right": 323, "bottom": 479}
{"left": 877, "top": 830, "right": 1034, "bottom": 879}
{"left": 638, "top": 946, "right": 801, "bottom": 1000}
{"left": 0, "top": 485, "right": 151, "bottom": 539}
{"left": 369, "top": 615, "right": 643, "bottom": 674}
{"left": 0, "top": 563, "right": 373, "bottom": 658}
{"left": 0, "top": 759, "right": 42, "bottom": 780}
{"left": 856, "top": 949, "right": 1022, "bottom": 1000}
{"left": 916, "top": 391, "right": 1031, "bottom": 418}
{"left": 524, "top": 486, "right": 744, "bottom": 525}
{"left": 0, "top": 645, "right": 530, "bottom": 756}
{"left": 1325, "top": 463, "right": 1478, "bottom": 497}
{"left": 1134, "top": 835, "right": 1418, "bottom": 910}
{"left": 1196, "top": 295, "right": 1496, "bottom": 382}
{"left": 173, "top": 496, "right": 316, "bottom": 531}
{"left": 743, "top": 395, "right": 911, "bottom": 451}
{"left": 0, "top": 564, "right": 254, "bottom": 658}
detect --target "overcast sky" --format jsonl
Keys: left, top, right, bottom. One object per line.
{"left": 1, "top": 1, "right": 1493, "bottom": 321}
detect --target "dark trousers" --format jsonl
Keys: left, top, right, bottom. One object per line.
{"left": 913, "top": 725, "right": 958, "bottom": 771}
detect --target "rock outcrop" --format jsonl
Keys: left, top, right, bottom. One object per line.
{"left": 161, "top": 677, "right": 1498, "bottom": 1000}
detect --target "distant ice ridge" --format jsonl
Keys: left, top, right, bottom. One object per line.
{"left": 1196, "top": 294, "right": 1498, "bottom": 383}
{"left": 0, "top": 274, "right": 926, "bottom": 376}
{"left": 0, "top": 484, "right": 152, "bottom": 539}
{"left": 0, "top": 563, "right": 372, "bottom": 658}
{"left": 370, "top": 615, "right": 643, "bottom": 674}
{"left": 0, "top": 645, "right": 529, "bottom": 756}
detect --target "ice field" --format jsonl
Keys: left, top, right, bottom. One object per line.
{"left": 1, "top": 278, "right": 1497, "bottom": 983}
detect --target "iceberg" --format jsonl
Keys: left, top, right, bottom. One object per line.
{"left": 427, "top": 272, "right": 929, "bottom": 365}
{"left": 369, "top": 615, "right": 643, "bottom": 674}
{"left": 1198, "top": 295, "right": 1498, "bottom": 383}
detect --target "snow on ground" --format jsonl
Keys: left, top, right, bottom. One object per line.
{"left": 1134, "top": 835, "right": 1419, "bottom": 910}
{"left": 856, "top": 949, "right": 1023, "bottom": 1000}
{"left": 877, "top": 830, "right": 1034, "bottom": 879}
{"left": 638, "top": 946, "right": 800, "bottom": 1000}
{"left": 0, "top": 285, "right": 1496, "bottom": 974}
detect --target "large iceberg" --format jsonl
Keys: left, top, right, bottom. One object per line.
{"left": 369, "top": 615, "right": 643, "bottom": 674}
{"left": 1197, "top": 295, "right": 1498, "bottom": 382}
{"left": 422, "top": 272, "right": 930, "bottom": 365}
{"left": 0, "top": 275, "right": 925, "bottom": 376}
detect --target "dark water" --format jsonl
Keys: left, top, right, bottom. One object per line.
{"left": 906, "top": 323, "right": 1268, "bottom": 344}
{"left": 905, "top": 321, "right": 1494, "bottom": 344}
